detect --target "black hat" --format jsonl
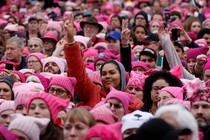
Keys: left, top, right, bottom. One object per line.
{"left": 142, "top": 33, "right": 159, "bottom": 45}
{"left": 140, "top": 48, "right": 157, "bottom": 61}
{"left": 28, "top": 16, "right": 38, "bottom": 22}
{"left": 134, "top": 118, "right": 192, "bottom": 140}
{"left": 80, "top": 16, "right": 103, "bottom": 33}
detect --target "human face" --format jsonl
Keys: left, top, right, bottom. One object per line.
{"left": 48, "top": 85, "right": 70, "bottom": 100}
{"left": 190, "top": 22, "right": 201, "bottom": 33}
{"left": 5, "top": 42, "right": 22, "bottom": 62}
{"left": 127, "top": 86, "right": 143, "bottom": 100}
{"left": 28, "top": 99, "right": 51, "bottom": 119}
{"left": 134, "top": 27, "right": 146, "bottom": 42}
{"left": 158, "top": 91, "right": 173, "bottom": 106}
{"left": 63, "top": 120, "right": 90, "bottom": 140}
{"left": 187, "top": 59, "right": 196, "bottom": 74}
{"left": 3, "top": 30, "right": 11, "bottom": 40}
{"left": 27, "top": 56, "right": 42, "bottom": 73}
{"left": 133, "top": 66, "right": 145, "bottom": 72}
{"left": 135, "top": 15, "right": 147, "bottom": 26}
{"left": 151, "top": 79, "right": 169, "bottom": 103}
{"left": 123, "top": 128, "right": 137, "bottom": 139}
{"left": 83, "top": 24, "right": 99, "bottom": 38}
{"left": 134, "top": 48, "right": 141, "bottom": 59}
{"left": 191, "top": 101, "right": 210, "bottom": 130}
{"left": 43, "top": 39, "right": 55, "bottom": 51}
{"left": 106, "top": 38, "right": 120, "bottom": 54}
{"left": 152, "top": 14, "right": 164, "bottom": 22}
{"left": 107, "top": 98, "right": 125, "bottom": 120}
{"left": 203, "top": 34, "right": 210, "bottom": 46}
{"left": 0, "top": 110, "right": 14, "bottom": 127}
{"left": 44, "top": 62, "right": 60, "bottom": 74}
{"left": 110, "top": 17, "right": 121, "bottom": 27}
{"left": 74, "top": 15, "right": 83, "bottom": 23}
{"left": 16, "top": 104, "right": 27, "bottom": 115}
{"left": 204, "top": 21, "right": 210, "bottom": 29}
{"left": 139, "top": 55, "right": 156, "bottom": 68}
{"left": 175, "top": 45, "right": 183, "bottom": 60}
{"left": 101, "top": 63, "right": 121, "bottom": 91}
{"left": 150, "top": 22, "right": 160, "bottom": 32}
{"left": 0, "top": 82, "right": 12, "bottom": 100}
{"left": 28, "top": 40, "right": 43, "bottom": 53}
{"left": 204, "top": 69, "right": 210, "bottom": 82}
{"left": 95, "top": 60, "right": 105, "bottom": 71}
{"left": 11, "top": 130, "right": 30, "bottom": 140}
{"left": 28, "top": 20, "right": 39, "bottom": 31}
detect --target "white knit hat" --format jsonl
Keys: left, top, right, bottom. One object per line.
{"left": 8, "top": 114, "right": 50, "bottom": 140}
{"left": 121, "top": 110, "right": 154, "bottom": 133}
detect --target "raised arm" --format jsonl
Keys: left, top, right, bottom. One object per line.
{"left": 63, "top": 16, "right": 100, "bottom": 104}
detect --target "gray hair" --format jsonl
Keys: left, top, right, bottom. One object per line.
{"left": 28, "top": 37, "right": 44, "bottom": 48}
{"left": 7, "top": 36, "right": 24, "bottom": 50}
{"left": 155, "top": 105, "right": 199, "bottom": 140}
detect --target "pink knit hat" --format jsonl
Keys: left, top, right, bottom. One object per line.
{"left": 195, "top": 39, "right": 208, "bottom": 48}
{"left": 203, "top": 19, "right": 210, "bottom": 28}
{"left": 19, "top": 69, "right": 35, "bottom": 75}
{"left": 74, "top": 35, "right": 89, "bottom": 49}
{"left": 93, "top": 42, "right": 108, "bottom": 50}
{"left": 169, "top": 21, "right": 183, "bottom": 30}
{"left": 105, "top": 87, "right": 134, "bottom": 113}
{"left": 13, "top": 70, "right": 26, "bottom": 82}
{"left": 13, "top": 82, "right": 44, "bottom": 108}
{"left": 27, "top": 53, "right": 47, "bottom": 66}
{"left": 26, "top": 93, "right": 70, "bottom": 123}
{"left": 90, "top": 103, "right": 118, "bottom": 124}
{"left": 49, "top": 76, "right": 77, "bottom": 98}
{"left": 33, "top": 74, "right": 50, "bottom": 92}
{"left": 0, "top": 100, "right": 15, "bottom": 114}
{"left": 204, "top": 57, "right": 210, "bottom": 71}
{"left": 47, "top": 21, "right": 62, "bottom": 34}
{"left": 4, "top": 24, "right": 18, "bottom": 31}
{"left": 88, "top": 71, "right": 102, "bottom": 87}
{"left": 132, "top": 61, "right": 149, "bottom": 71}
{"left": 158, "top": 86, "right": 184, "bottom": 100}
{"left": 42, "top": 32, "right": 58, "bottom": 42}
{"left": 8, "top": 114, "right": 50, "bottom": 140}
{"left": 186, "top": 47, "right": 208, "bottom": 61}
{"left": 42, "top": 56, "right": 66, "bottom": 73}
{"left": 127, "top": 71, "right": 146, "bottom": 90}
{"left": 0, "top": 124, "right": 16, "bottom": 139}
{"left": 85, "top": 122, "right": 122, "bottom": 140}
{"left": 82, "top": 48, "right": 98, "bottom": 61}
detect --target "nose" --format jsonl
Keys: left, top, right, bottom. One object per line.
{"left": 34, "top": 107, "right": 40, "bottom": 114}
{"left": 0, "top": 90, "right": 4, "bottom": 96}
{"left": 69, "top": 128, "right": 76, "bottom": 137}
{"left": 197, "top": 106, "right": 204, "bottom": 114}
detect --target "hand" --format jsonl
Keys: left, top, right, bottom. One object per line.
{"left": 121, "top": 19, "right": 130, "bottom": 47}
{"left": 56, "top": 38, "right": 67, "bottom": 48}
{"left": 176, "top": 27, "right": 192, "bottom": 44}
{"left": 157, "top": 25, "right": 168, "bottom": 41}
{"left": 196, "top": 54, "right": 207, "bottom": 66}
{"left": 3, "top": 69, "right": 20, "bottom": 82}
{"left": 64, "top": 14, "right": 75, "bottom": 43}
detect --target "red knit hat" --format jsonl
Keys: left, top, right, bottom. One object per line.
{"left": 85, "top": 122, "right": 122, "bottom": 140}
{"left": 26, "top": 93, "right": 70, "bottom": 123}
{"left": 49, "top": 76, "right": 77, "bottom": 98}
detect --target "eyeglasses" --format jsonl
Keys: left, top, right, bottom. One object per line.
{"left": 27, "top": 60, "right": 39, "bottom": 64}
{"left": 48, "top": 87, "right": 68, "bottom": 95}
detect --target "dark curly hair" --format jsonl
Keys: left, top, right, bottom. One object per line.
{"left": 141, "top": 70, "right": 183, "bottom": 111}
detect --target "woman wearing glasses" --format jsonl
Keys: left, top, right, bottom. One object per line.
{"left": 26, "top": 53, "right": 46, "bottom": 73}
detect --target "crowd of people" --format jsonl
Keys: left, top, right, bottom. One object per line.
{"left": 0, "top": 0, "right": 210, "bottom": 140}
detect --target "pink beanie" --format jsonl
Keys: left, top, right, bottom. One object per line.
{"left": 127, "top": 72, "right": 146, "bottom": 90}
{"left": 186, "top": 47, "right": 208, "bottom": 61}
{"left": 4, "top": 24, "right": 18, "bottom": 31}
{"left": 27, "top": 53, "right": 47, "bottom": 66}
{"left": 13, "top": 82, "right": 44, "bottom": 108}
{"left": 149, "top": 20, "right": 162, "bottom": 26}
{"left": 195, "top": 39, "right": 208, "bottom": 48}
{"left": 132, "top": 61, "right": 149, "bottom": 71}
{"left": 8, "top": 114, "right": 50, "bottom": 140}
{"left": 82, "top": 48, "right": 99, "bottom": 61}
{"left": 74, "top": 35, "right": 89, "bottom": 49}
{"left": 169, "top": 21, "right": 183, "bottom": 30}
{"left": 47, "top": 21, "right": 62, "bottom": 34}
{"left": 132, "top": 45, "right": 144, "bottom": 52}
{"left": 0, "top": 124, "right": 16, "bottom": 139}
{"left": 204, "top": 57, "right": 210, "bottom": 71}
{"left": 0, "top": 100, "right": 15, "bottom": 114}
{"left": 93, "top": 42, "right": 108, "bottom": 50}
{"left": 26, "top": 93, "right": 70, "bottom": 123}
{"left": 203, "top": 19, "right": 210, "bottom": 28}
{"left": 158, "top": 86, "right": 184, "bottom": 100}
{"left": 19, "top": 69, "right": 35, "bottom": 75}
{"left": 42, "top": 56, "right": 66, "bottom": 73}
{"left": 90, "top": 103, "right": 118, "bottom": 124}
{"left": 13, "top": 70, "right": 26, "bottom": 82}
{"left": 85, "top": 122, "right": 122, "bottom": 140}
{"left": 49, "top": 76, "right": 77, "bottom": 98}
{"left": 105, "top": 87, "right": 134, "bottom": 113}
{"left": 88, "top": 71, "right": 102, "bottom": 87}
{"left": 42, "top": 32, "right": 58, "bottom": 42}
{"left": 33, "top": 74, "right": 50, "bottom": 92}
